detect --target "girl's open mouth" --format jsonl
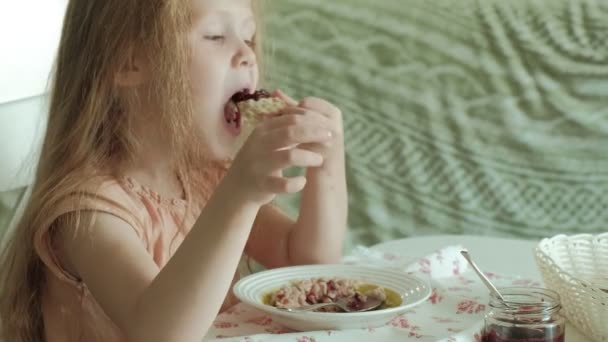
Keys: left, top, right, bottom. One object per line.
{"left": 223, "top": 100, "right": 241, "bottom": 136}
{"left": 223, "top": 89, "right": 272, "bottom": 136}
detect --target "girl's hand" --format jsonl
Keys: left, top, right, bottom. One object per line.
{"left": 274, "top": 90, "right": 344, "bottom": 164}
{"left": 225, "top": 110, "right": 335, "bottom": 206}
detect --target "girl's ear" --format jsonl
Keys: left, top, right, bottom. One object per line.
{"left": 114, "top": 50, "right": 149, "bottom": 87}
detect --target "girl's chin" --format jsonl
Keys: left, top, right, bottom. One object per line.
{"left": 206, "top": 140, "right": 239, "bottom": 161}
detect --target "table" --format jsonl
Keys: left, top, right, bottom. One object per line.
{"left": 209, "top": 235, "right": 593, "bottom": 341}
{"left": 371, "top": 234, "right": 591, "bottom": 342}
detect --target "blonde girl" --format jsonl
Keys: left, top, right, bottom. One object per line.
{"left": 0, "top": 1, "right": 347, "bottom": 341}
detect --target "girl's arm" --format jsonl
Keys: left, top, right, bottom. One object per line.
{"left": 60, "top": 179, "right": 259, "bottom": 342}
{"left": 290, "top": 131, "right": 348, "bottom": 264}
{"left": 246, "top": 96, "right": 348, "bottom": 267}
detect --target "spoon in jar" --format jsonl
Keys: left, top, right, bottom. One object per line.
{"left": 460, "top": 249, "right": 511, "bottom": 307}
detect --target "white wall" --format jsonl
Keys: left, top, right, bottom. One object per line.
{"left": 0, "top": 1, "right": 68, "bottom": 102}
{"left": 0, "top": 1, "right": 68, "bottom": 191}
{"left": 0, "top": 96, "right": 48, "bottom": 191}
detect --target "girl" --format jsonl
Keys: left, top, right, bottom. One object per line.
{"left": 0, "top": 0, "right": 347, "bottom": 342}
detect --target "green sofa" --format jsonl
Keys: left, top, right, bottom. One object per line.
{"left": 265, "top": 0, "right": 608, "bottom": 251}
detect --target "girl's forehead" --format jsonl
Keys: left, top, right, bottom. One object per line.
{"left": 191, "top": 0, "right": 254, "bottom": 21}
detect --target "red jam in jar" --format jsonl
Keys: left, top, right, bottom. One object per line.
{"left": 481, "top": 287, "right": 565, "bottom": 342}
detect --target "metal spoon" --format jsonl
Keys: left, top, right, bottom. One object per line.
{"left": 279, "top": 296, "right": 384, "bottom": 313}
{"left": 460, "top": 249, "right": 510, "bottom": 306}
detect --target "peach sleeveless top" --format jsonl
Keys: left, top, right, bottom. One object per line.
{"left": 33, "top": 164, "right": 243, "bottom": 342}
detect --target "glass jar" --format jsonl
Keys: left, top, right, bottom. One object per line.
{"left": 482, "top": 287, "right": 565, "bottom": 342}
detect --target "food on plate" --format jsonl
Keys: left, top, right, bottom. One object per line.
{"left": 263, "top": 277, "right": 402, "bottom": 312}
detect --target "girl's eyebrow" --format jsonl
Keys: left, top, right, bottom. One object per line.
{"left": 195, "top": 11, "right": 255, "bottom": 31}
{"left": 242, "top": 16, "right": 256, "bottom": 31}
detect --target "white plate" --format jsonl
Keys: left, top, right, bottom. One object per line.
{"left": 232, "top": 264, "right": 431, "bottom": 331}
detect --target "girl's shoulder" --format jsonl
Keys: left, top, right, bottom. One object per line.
{"left": 38, "top": 174, "right": 151, "bottom": 237}
{"left": 32, "top": 175, "right": 151, "bottom": 288}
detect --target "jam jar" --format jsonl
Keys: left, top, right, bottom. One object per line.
{"left": 482, "top": 287, "right": 565, "bottom": 342}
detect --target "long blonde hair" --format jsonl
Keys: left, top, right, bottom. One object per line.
{"left": 0, "top": 1, "right": 265, "bottom": 341}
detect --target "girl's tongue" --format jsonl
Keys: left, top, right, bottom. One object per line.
{"left": 223, "top": 101, "right": 241, "bottom": 136}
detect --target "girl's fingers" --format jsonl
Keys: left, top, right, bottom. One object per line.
{"left": 261, "top": 124, "right": 333, "bottom": 150}
{"left": 264, "top": 175, "right": 307, "bottom": 194}
{"left": 273, "top": 89, "right": 298, "bottom": 106}
{"left": 259, "top": 111, "right": 332, "bottom": 131}
{"left": 297, "top": 141, "right": 333, "bottom": 153}
{"left": 263, "top": 148, "right": 324, "bottom": 172}
{"left": 299, "top": 97, "right": 342, "bottom": 119}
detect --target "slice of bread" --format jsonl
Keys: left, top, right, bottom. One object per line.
{"left": 237, "top": 96, "right": 286, "bottom": 125}
{"left": 232, "top": 90, "right": 287, "bottom": 153}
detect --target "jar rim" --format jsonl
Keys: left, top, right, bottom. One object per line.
{"left": 489, "top": 287, "right": 561, "bottom": 315}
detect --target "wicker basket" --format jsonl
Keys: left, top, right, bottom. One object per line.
{"left": 535, "top": 233, "right": 608, "bottom": 342}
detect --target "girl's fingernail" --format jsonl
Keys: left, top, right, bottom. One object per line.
{"left": 315, "top": 155, "right": 324, "bottom": 165}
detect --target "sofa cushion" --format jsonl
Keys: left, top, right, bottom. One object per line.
{"left": 266, "top": 0, "right": 608, "bottom": 249}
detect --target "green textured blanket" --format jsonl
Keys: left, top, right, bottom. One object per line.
{"left": 0, "top": 188, "right": 23, "bottom": 242}
{"left": 265, "top": 0, "right": 608, "bottom": 249}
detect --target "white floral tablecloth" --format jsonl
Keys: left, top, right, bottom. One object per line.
{"left": 204, "top": 246, "right": 541, "bottom": 342}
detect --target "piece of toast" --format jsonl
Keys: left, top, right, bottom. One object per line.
{"left": 232, "top": 89, "right": 287, "bottom": 126}
{"left": 231, "top": 90, "right": 287, "bottom": 152}
{"left": 238, "top": 97, "right": 286, "bottom": 125}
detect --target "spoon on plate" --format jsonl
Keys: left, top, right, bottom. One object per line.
{"left": 279, "top": 296, "right": 384, "bottom": 313}
{"left": 460, "top": 249, "right": 511, "bottom": 307}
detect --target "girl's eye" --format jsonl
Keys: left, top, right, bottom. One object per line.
{"left": 205, "top": 35, "right": 225, "bottom": 42}
{"left": 245, "top": 35, "right": 257, "bottom": 47}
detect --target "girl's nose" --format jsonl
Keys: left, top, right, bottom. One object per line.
{"left": 233, "top": 42, "right": 256, "bottom": 68}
